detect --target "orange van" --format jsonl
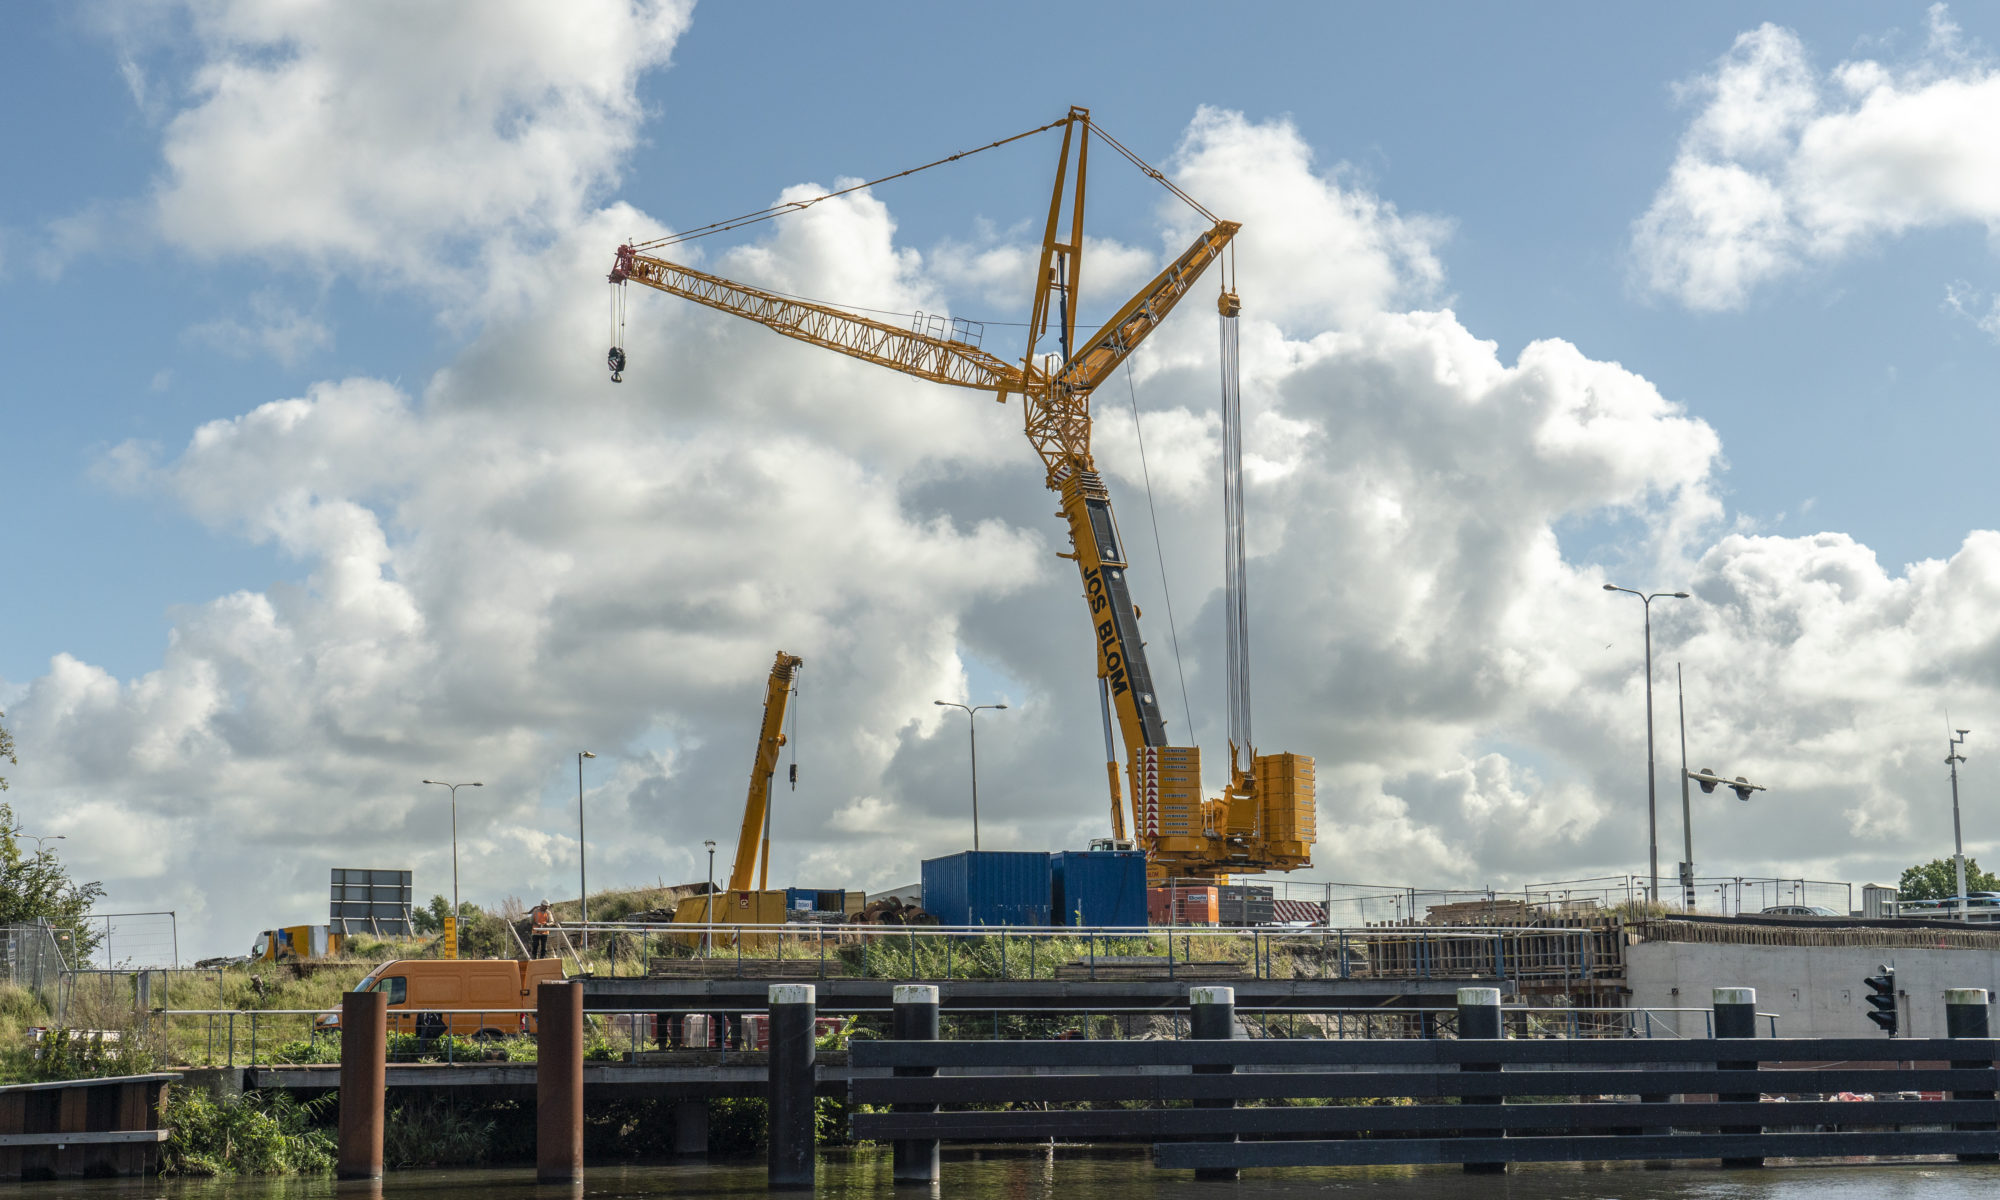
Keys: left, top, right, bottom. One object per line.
{"left": 320, "top": 958, "right": 566, "bottom": 1038}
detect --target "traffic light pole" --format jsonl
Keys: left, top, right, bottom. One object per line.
{"left": 1678, "top": 665, "right": 1694, "bottom": 911}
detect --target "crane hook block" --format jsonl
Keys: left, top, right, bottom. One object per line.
{"left": 607, "top": 345, "right": 627, "bottom": 382}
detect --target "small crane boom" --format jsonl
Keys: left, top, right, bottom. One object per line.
{"left": 726, "top": 651, "right": 803, "bottom": 893}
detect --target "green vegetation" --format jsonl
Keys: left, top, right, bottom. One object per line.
{"left": 160, "top": 1091, "right": 336, "bottom": 1176}
{"left": 1899, "top": 856, "right": 2000, "bottom": 900}
{"left": 0, "top": 709, "right": 12, "bottom": 791}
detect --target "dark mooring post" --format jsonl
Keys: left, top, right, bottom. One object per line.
{"left": 336, "top": 989, "right": 386, "bottom": 1180}
{"left": 892, "top": 984, "right": 941, "bottom": 1184}
{"left": 1457, "top": 986, "right": 1505, "bottom": 1174}
{"left": 768, "top": 983, "right": 817, "bottom": 1190}
{"left": 1190, "top": 985, "right": 1238, "bottom": 1182}
{"left": 537, "top": 979, "right": 585, "bottom": 1183}
{"left": 1713, "top": 986, "right": 1762, "bottom": 1168}
{"left": 1946, "top": 988, "right": 1998, "bottom": 1162}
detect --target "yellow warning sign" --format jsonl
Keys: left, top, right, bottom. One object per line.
{"left": 442, "top": 915, "right": 458, "bottom": 959}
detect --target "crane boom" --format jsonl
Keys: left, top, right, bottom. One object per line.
{"left": 611, "top": 249, "right": 1023, "bottom": 395}
{"left": 727, "top": 651, "right": 803, "bottom": 893}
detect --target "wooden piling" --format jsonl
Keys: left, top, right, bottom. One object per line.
{"left": 891, "top": 984, "right": 940, "bottom": 1183}
{"left": 1714, "top": 986, "right": 1762, "bottom": 1168}
{"left": 767, "top": 983, "right": 817, "bottom": 1190}
{"left": 1190, "top": 985, "right": 1237, "bottom": 1182}
{"left": 537, "top": 979, "right": 585, "bottom": 1183}
{"left": 336, "top": 990, "right": 386, "bottom": 1180}
{"left": 1946, "top": 988, "right": 1997, "bottom": 1163}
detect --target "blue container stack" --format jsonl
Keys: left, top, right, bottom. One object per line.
{"left": 920, "top": 851, "right": 1053, "bottom": 927}
{"left": 1051, "top": 850, "right": 1148, "bottom": 927}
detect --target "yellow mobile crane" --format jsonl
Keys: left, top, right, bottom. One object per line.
{"left": 673, "top": 651, "right": 806, "bottom": 929}
{"left": 614, "top": 109, "right": 1313, "bottom": 880}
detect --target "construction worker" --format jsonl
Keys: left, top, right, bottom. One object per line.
{"left": 531, "top": 901, "right": 552, "bottom": 958}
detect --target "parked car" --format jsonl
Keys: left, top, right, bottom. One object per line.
{"left": 1758, "top": 904, "right": 1842, "bottom": 917}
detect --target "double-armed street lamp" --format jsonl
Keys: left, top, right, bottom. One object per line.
{"left": 422, "top": 780, "right": 482, "bottom": 922}
{"left": 1949, "top": 729, "right": 1971, "bottom": 918}
{"left": 1604, "top": 584, "right": 1690, "bottom": 902}
{"left": 1673, "top": 664, "right": 1769, "bottom": 910}
{"left": 935, "top": 700, "right": 1007, "bottom": 850}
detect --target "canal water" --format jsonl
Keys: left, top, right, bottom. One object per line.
{"left": 33, "top": 1148, "right": 2000, "bottom": 1197}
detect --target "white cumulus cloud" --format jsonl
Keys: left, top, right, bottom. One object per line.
{"left": 1635, "top": 6, "right": 2000, "bottom": 310}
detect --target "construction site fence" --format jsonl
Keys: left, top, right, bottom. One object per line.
{"left": 0, "top": 922, "right": 70, "bottom": 1005}
{"left": 568, "top": 920, "right": 1610, "bottom": 986}
{"left": 130, "top": 999, "right": 1783, "bottom": 1069}
{"left": 1148, "top": 876, "right": 1855, "bottom": 924}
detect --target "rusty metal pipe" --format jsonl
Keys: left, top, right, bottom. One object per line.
{"left": 336, "top": 990, "right": 386, "bottom": 1180}
{"left": 537, "top": 980, "right": 585, "bottom": 1183}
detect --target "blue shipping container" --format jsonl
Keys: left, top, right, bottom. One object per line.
{"left": 785, "top": 887, "right": 846, "bottom": 913}
{"left": 921, "top": 851, "right": 1052, "bottom": 927}
{"left": 1051, "top": 850, "right": 1148, "bottom": 928}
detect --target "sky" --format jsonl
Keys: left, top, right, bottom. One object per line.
{"left": 8, "top": 2, "right": 2000, "bottom": 959}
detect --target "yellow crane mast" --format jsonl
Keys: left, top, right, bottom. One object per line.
{"left": 730, "top": 650, "right": 803, "bottom": 892}
{"left": 612, "top": 109, "right": 1313, "bottom": 880}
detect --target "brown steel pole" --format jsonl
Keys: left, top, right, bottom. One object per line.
{"left": 537, "top": 979, "right": 585, "bottom": 1182}
{"left": 336, "top": 990, "right": 387, "bottom": 1180}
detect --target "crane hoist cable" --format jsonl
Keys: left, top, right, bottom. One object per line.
{"left": 629, "top": 118, "right": 1070, "bottom": 253}
{"left": 1121, "top": 353, "right": 1197, "bottom": 743}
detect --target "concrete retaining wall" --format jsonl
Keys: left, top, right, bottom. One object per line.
{"left": 1628, "top": 939, "right": 2000, "bottom": 1038}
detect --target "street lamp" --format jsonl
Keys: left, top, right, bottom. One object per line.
{"left": 935, "top": 700, "right": 1008, "bottom": 850}
{"left": 703, "top": 840, "right": 717, "bottom": 956}
{"left": 421, "top": 780, "right": 482, "bottom": 924}
{"left": 1604, "top": 583, "right": 1690, "bottom": 903}
{"left": 1949, "top": 729, "right": 1971, "bottom": 919}
{"left": 7, "top": 830, "right": 64, "bottom": 854}
{"left": 577, "top": 751, "right": 597, "bottom": 950}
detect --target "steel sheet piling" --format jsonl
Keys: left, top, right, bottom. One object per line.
{"left": 1946, "top": 988, "right": 1997, "bottom": 1162}
{"left": 892, "top": 984, "right": 941, "bottom": 1183}
{"left": 335, "top": 990, "right": 386, "bottom": 1180}
{"left": 768, "top": 983, "right": 817, "bottom": 1189}
{"left": 536, "top": 980, "right": 585, "bottom": 1183}
{"left": 1456, "top": 986, "right": 1504, "bottom": 1174}
{"left": 1714, "top": 986, "right": 1762, "bottom": 1168}
{"left": 1189, "top": 985, "right": 1237, "bottom": 1182}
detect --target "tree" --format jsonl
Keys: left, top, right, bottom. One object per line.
{"left": 0, "top": 803, "right": 104, "bottom": 960}
{"left": 0, "top": 709, "right": 13, "bottom": 791}
{"left": 1897, "top": 857, "right": 2000, "bottom": 901}
{"left": 409, "top": 894, "right": 482, "bottom": 936}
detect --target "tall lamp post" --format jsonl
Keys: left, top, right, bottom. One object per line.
{"left": 577, "top": 750, "right": 597, "bottom": 950}
{"left": 1604, "top": 584, "right": 1690, "bottom": 903}
{"left": 703, "top": 840, "right": 717, "bottom": 956}
{"left": 1949, "top": 729, "right": 1970, "bottom": 919}
{"left": 935, "top": 700, "right": 1007, "bottom": 850}
{"left": 421, "top": 780, "right": 483, "bottom": 922}
{"left": 7, "top": 830, "right": 64, "bottom": 854}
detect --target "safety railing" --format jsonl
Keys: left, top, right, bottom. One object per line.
{"left": 567, "top": 919, "right": 1604, "bottom": 985}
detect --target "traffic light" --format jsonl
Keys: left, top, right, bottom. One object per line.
{"left": 1864, "top": 965, "right": 1898, "bottom": 1036}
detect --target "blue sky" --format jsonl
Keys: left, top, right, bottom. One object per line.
{"left": 7, "top": 2, "right": 2000, "bottom": 953}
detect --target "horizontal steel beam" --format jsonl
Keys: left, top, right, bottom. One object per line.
{"left": 853, "top": 1066, "right": 1999, "bottom": 1105}
{"left": 1152, "top": 1130, "right": 1999, "bottom": 1169}
{"left": 849, "top": 1036, "right": 1995, "bottom": 1069}
{"left": 856, "top": 1098, "right": 2000, "bottom": 1140}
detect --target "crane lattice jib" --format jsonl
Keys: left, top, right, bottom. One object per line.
{"left": 1016, "top": 222, "right": 1238, "bottom": 485}
{"left": 615, "top": 249, "right": 1025, "bottom": 396}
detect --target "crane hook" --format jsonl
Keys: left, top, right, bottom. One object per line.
{"left": 607, "top": 345, "right": 626, "bottom": 383}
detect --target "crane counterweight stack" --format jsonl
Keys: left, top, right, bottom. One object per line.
{"left": 610, "top": 107, "right": 1315, "bottom": 881}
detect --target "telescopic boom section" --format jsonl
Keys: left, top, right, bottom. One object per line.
{"left": 727, "top": 651, "right": 803, "bottom": 894}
